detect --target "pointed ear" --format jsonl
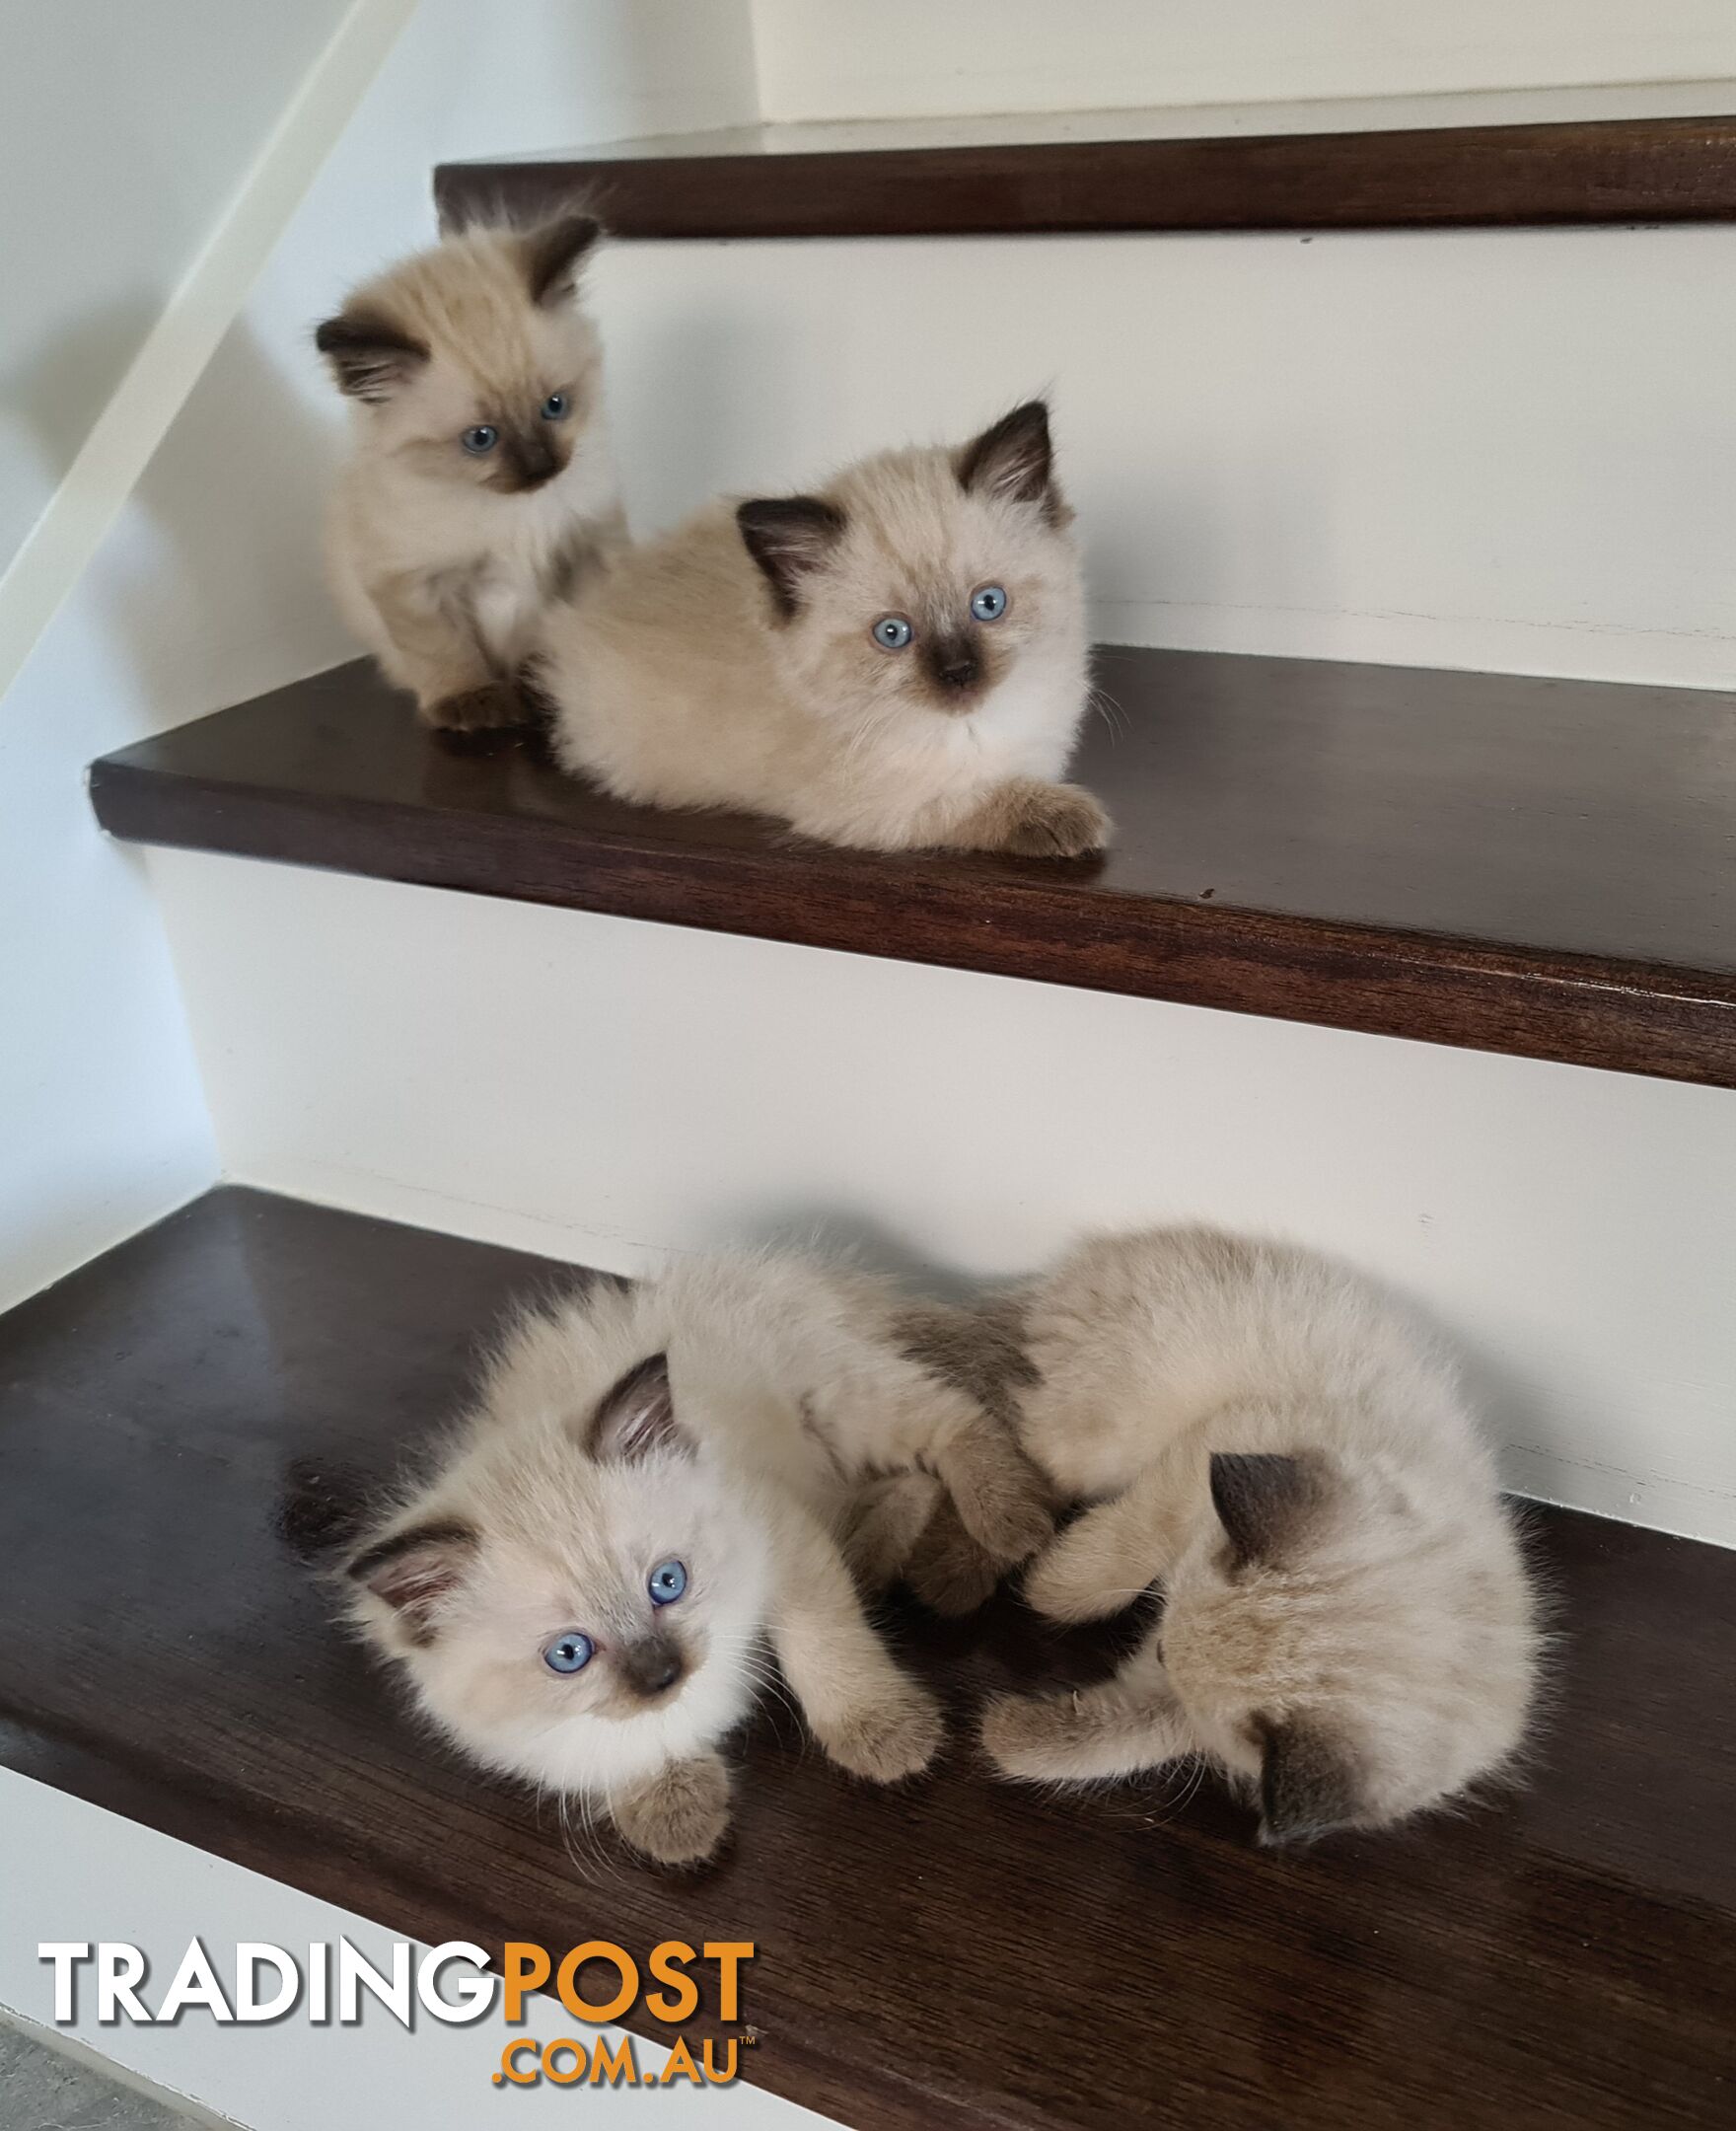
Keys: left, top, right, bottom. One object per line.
{"left": 956, "top": 400, "right": 1054, "bottom": 509}
{"left": 347, "top": 1518, "right": 476, "bottom": 1633}
{"left": 1257, "top": 1715, "right": 1371, "bottom": 1844}
{"left": 1209, "top": 1450, "right": 1334, "bottom": 1573}
{"left": 586, "top": 1354, "right": 684, "bottom": 1463}
{"left": 736, "top": 496, "right": 849, "bottom": 619}
{"left": 522, "top": 213, "right": 602, "bottom": 307}
{"left": 314, "top": 310, "right": 429, "bottom": 404}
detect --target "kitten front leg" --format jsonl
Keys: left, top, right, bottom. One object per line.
{"left": 1023, "top": 1463, "right": 1185, "bottom": 1623}
{"left": 608, "top": 1751, "right": 732, "bottom": 1868}
{"left": 980, "top": 1631, "right": 1194, "bottom": 1784}
{"left": 947, "top": 777, "right": 1111, "bottom": 859}
{"left": 769, "top": 1506, "right": 943, "bottom": 1783}
{"left": 365, "top": 572, "right": 527, "bottom": 733}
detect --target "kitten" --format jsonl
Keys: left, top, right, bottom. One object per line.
{"left": 343, "top": 1251, "right": 1050, "bottom": 1867}
{"left": 538, "top": 401, "right": 1110, "bottom": 855}
{"left": 978, "top": 1227, "right": 1541, "bottom": 1842}
{"left": 317, "top": 214, "right": 626, "bottom": 732}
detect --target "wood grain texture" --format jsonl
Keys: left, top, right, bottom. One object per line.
{"left": 1, "top": 1189, "right": 1733, "bottom": 2129}
{"left": 435, "top": 113, "right": 1736, "bottom": 239}
{"left": 88, "top": 648, "right": 1736, "bottom": 1087}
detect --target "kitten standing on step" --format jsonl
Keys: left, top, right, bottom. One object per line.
{"left": 537, "top": 401, "right": 1111, "bottom": 855}
{"left": 317, "top": 214, "right": 626, "bottom": 732}
{"left": 978, "top": 1227, "right": 1541, "bottom": 1842}
{"left": 343, "top": 1251, "right": 1050, "bottom": 1868}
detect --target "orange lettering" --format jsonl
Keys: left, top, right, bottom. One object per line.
{"left": 645, "top": 1942, "right": 698, "bottom": 2022}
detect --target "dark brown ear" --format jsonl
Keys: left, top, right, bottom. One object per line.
{"left": 1209, "top": 1450, "right": 1334, "bottom": 1573}
{"left": 736, "top": 496, "right": 849, "bottom": 619}
{"left": 586, "top": 1354, "right": 683, "bottom": 1463}
{"left": 522, "top": 213, "right": 602, "bottom": 307}
{"left": 347, "top": 1518, "right": 476, "bottom": 1633}
{"left": 1257, "top": 1715, "right": 1371, "bottom": 1844}
{"left": 956, "top": 400, "right": 1054, "bottom": 508}
{"left": 314, "top": 311, "right": 429, "bottom": 403}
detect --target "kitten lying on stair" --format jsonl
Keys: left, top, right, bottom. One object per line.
{"left": 343, "top": 1251, "right": 1050, "bottom": 1867}
{"left": 537, "top": 401, "right": 1111, "bottom": 856}
{"left": 975, "top": 1227, "right": 1543, "bottom": 1842}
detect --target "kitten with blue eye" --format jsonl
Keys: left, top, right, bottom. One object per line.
{"left": 317, "top": 213, "right": 626, "bottom": 732}
{"left": 343, "top": 1252, "right": 1051, "bottom": 1868}
{"left": 538, "top": 401, "right": 1110, "bottom": 855}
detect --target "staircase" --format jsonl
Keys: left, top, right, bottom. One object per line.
{"left": 6, "top": 39, "right": 1736, "bottom": 2131}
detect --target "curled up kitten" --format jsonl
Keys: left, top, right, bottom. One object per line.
{"left": 343, "top": 1252, "right": 1051, "bottom": 1868}
{"left": 538, "top": 401, "right": 1110, "bottom": 855}
{"left": 978, "top": 1227, "right": 1542, "bottom": 1842}
{"left": 317, "top": 213, "right": 626, "bottom": 732}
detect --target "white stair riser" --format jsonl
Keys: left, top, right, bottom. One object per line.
{"left": 149, "top": 849, "right": 1736, "bottom": 1546}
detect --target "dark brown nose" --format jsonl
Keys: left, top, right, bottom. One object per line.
{"left": 504, "top": 435, "right": 559, "bottom": 489}
{"left": 617, "top": 1633, "right": 684, "bottom": 1700}
{"left": 926, "top": 637, "right": 980, "bottom": 694}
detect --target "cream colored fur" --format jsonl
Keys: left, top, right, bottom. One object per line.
{"left": 541, "top": 403, "right": 1108, "bottom": 853}
{"left": 320, "top": 218, "right": 626, "bottom": 730}
{"left": 345, "top": 1249, "right": 1047, "bottom": 1867}
{"left": 980, "top": 1227, "right": 1540, "bottom": 1841}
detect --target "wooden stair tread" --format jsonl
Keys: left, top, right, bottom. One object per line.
{"left": 89, "top": 646, "right": 1736, "bottom": 1086}
{"left": 0, "top": 1187, "right": 1733, "bottom": 2129}
{"left": 435, "top": 109, "right": 1736, "bottom": 239}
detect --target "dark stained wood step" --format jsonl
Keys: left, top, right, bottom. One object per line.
{"left": 2, "top": 1188, "right": 1734, "bottom": 2128}
{"left": 435, "top": 110, "right": 1736, "bottom": 240}
{"left": 89, "top": 648, "right": 1736, "bottom": 1087}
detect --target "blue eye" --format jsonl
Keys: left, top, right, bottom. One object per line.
{"left": 542, "top": 1630, "right": 594, "bottom": 1674}
{"left": 648, "top": 1559, "right": 687, "bottom": 1606}
{"left": 971, "top": 584, "right": 1009, "bottom": 623}
{"left": 541, "top": 393, "right": 568, "bottom": 421}
{"left": 462, "top": 425, "right": 498, "bottom": 455}
{"left": 871, "top": 614, "right": 913, "bottom": 651}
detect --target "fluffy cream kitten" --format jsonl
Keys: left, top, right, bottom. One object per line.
{"left": 539, "top": 401, "right": 1110, "bottom": 855}
{"left": 979, "top": 1227, "right": 1541, "bottom": 1842}
{"left": 345, "top": 1251, "right": 1049, "bottom": 1867}
{"left": 318, "top": 214, "right": 626, "bottom": 732}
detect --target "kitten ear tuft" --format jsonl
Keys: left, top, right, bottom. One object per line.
{"left": 956, "top": 400, "right": 1054, "bottom": 509}
{"left": 736, "top": 496, "right": 849, "bottom": 620}
{"left": 586, "top": 1354, "right": 684, "bottom": 1463}
{"left": 1257, "top": 1714, "right": 1371, "bottom": 1844}
{"left": 347, "top": 1518, "right": 477, "bottom": 1633}
{"left": 522, "top": 213, "right": 603, "bottom": 307}
{"left": 1209, "top": 1450, "right": 1334, "bottom": 1573}
{"left": 315, "top": 310, "right": 428, "bottom": 404}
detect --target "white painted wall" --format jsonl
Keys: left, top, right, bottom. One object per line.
{"left": 0, "top": 0, "right": 429, "bottom": 1310}
{"left": 0, "top": 0, "right": 352, "bottom": 573}
{"left": 146, "top": 853, "right": 1736, "bottom": 1548}
{"left": 750, "top": 0, "right": 1736, "bottom": 122}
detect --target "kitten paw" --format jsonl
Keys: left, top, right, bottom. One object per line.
{"left": 817, "top": 1682, "right": 944, "bottom": 1784}
{"left": 611, "top": 1753, "right": 731, "bottom": 1869}
{"left": 978, "top": 1691, "right": 1077, "bottom": 1780}
{"left": 999, "top": 782, "right": 1111, "bottom": 860}
{"left": 1022, "top": 1525, "right": 1145, "bottom": 1623}
{"left": 423, "top": 682, "right": 532, "bottom": 733}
